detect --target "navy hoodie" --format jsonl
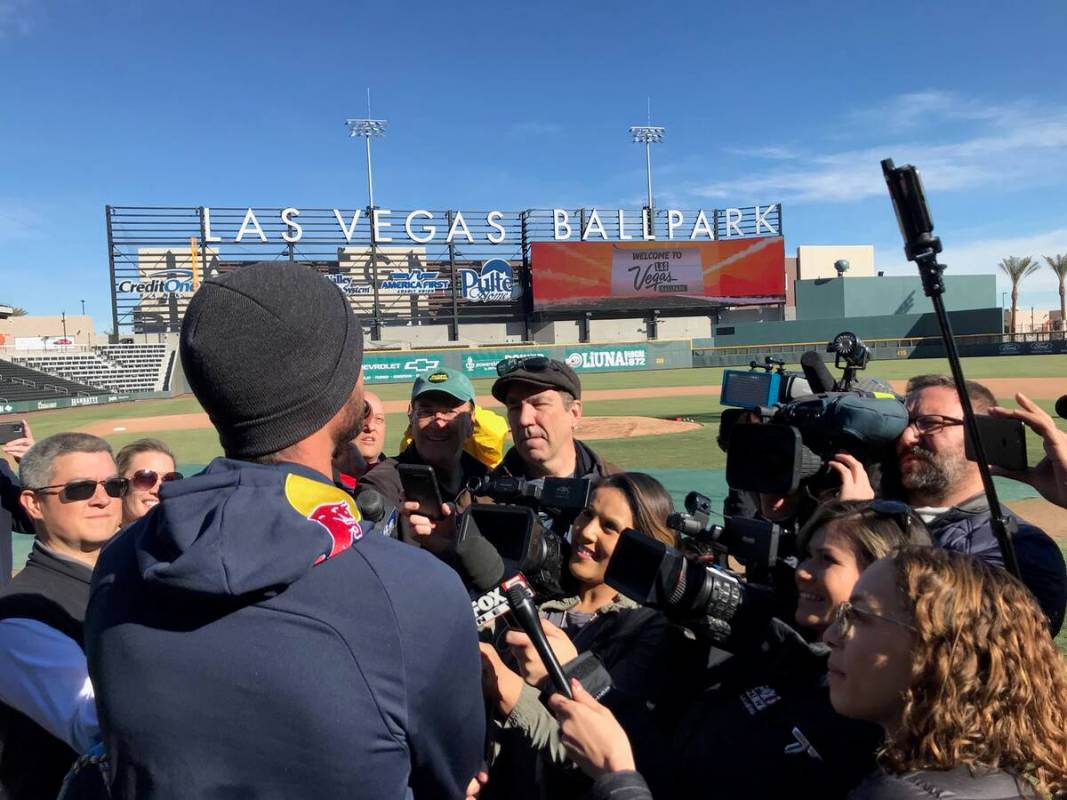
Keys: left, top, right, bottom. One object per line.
{"left": 85, "top": 458, "right": 485, "bottom": 799}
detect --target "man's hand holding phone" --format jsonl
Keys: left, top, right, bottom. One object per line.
{"left": 1, "top": 420, "right": 34, "bottom": 463}
{"left": 989, "top": 392, "right": 1067, "bottom": 509}
{"left": 399, "top": 500, "right": 457, "bottom": 555}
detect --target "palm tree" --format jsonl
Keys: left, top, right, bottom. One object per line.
{"left": 1045, "top": 254, "right": 1067, "bottom": 336}
{"left": 998, "top": 256, "right": 1040, "bottom": 338}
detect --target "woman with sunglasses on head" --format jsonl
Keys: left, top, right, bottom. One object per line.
{"left": 824, "top": 546, "right": 1067, "bottom": 799}
{"left": 115, "top": 439, "right": 182, "bottom": 526}
{"left": 546, "top": 500, "right": 935, "bottom": 800}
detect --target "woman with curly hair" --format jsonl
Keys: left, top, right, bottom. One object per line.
{"left": 825, "top": 546, "right": 1067, "bottom": 799}
{"left": 546, "top": 544, "right": 1067, "bottom": 799}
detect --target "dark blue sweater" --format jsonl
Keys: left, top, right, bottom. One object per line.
{"left": 85, "top": 458, "right": 485, "bottom": 799}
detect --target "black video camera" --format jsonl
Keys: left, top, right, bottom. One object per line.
{"left": 667, "top": 491, "right": 792, "bottom": 584}
{"left": 605, "top": 528, "right": 775, "bottom": 642}
{"left": 468, "top": 475, "right": 592, "bottom": 511}
{"left": 723, "top": 334, "right": 907, "bottom": 496}
{"left": 458, "top": 504, "right": 572, "bottom": 598}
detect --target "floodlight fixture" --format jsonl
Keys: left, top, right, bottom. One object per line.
{"left": 629, "top": 124, "right": 666, "bottom": 227}
{"left": 346, "top": 109, "right": 388, "bottom": 209}
{"left": 629, "top": 125, "right": 665, "bottom": 144}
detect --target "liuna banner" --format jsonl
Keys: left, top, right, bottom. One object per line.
{"left": 530, "top": 238, "right": 785, "bottom": 311}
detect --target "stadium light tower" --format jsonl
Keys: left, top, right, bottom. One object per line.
{"left": 346, "top": 89, "right": 388, "bottom": 209}
{"left": 630, "top": 114, "right": 665, "bottom": 214}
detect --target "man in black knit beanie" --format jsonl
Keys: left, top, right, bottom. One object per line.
{"left": 85, "top": 262, "right": 485, "bottom": 799}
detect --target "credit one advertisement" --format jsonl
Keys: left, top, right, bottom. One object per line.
{"left": 530, "top": 238, "right": 785, "bottom": 311}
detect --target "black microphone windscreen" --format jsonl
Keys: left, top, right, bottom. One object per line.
{"left": 454, "top": 531, "right": 507, "bottom": 592}
{"left": 800, "top": 350, "right": 835, "bottom": 394}
{"left": 1056, "top": 395, "right": 1067, "bottom": 420}
{"left": 355, "top": 489, "right": 385, "bottom": 524}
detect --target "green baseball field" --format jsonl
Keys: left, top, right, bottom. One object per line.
{"left": 4, "top": 353, "right": 1066, "bottom": 649}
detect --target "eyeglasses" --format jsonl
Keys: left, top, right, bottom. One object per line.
{"left": 412, "top": 405, "right": 465, "bottom": 421}
{"left": 830, "top": 600, "right": 915, "bottom": 638}
{"left": 496, "top": 356, "right": 558, "bottom": 377}
{"left": 32, "top": 477, "right": 129, "bottom": 501}
{"left": 130, "top": 469, "right": 183, "bottom": 491}
{"left": 906, "top": 414, "right": 964, "bottom": 435}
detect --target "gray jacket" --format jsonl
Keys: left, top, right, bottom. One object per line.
{"left": 926, "top": 494, "right": 1066, "bottom": 634}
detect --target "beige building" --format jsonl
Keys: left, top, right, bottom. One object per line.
{"left": 796, "top": 245, "right": 876, "bottom": 280}
{"left": 0, "top": 315, "right": 96, "bottom": 348}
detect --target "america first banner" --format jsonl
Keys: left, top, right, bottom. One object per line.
{"left": 529, "top": 238, "right": 785, "bottom": 312}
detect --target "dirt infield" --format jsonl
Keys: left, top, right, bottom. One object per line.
{"left": 75, "top": 375, "right": 1064, "bottom": 440}
{"left": 79, "top": 412, "right": 701, "bottom": 441}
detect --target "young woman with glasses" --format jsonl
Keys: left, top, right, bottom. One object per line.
{"left": 546, "top": 500, "right": 936, "bottom": 800}
{"left": 823, "top": 546, "right": 1067, "bottom": 799}
{"left": 114, "top": 439, "right": 182, "bottom": 525}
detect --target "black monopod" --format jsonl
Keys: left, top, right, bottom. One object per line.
{"left": 881, "top": 159, "right": 1020, "bottom": 578}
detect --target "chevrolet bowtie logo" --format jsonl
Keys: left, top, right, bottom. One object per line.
{"left": 405, "top": 358, "right": 440, "bottom": 372}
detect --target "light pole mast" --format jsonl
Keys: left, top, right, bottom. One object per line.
{"left": 629, "top": 107, "right": 665, "bottom": 234}
{"left": 346, "top": 89, "right": 388, "bottom": 209}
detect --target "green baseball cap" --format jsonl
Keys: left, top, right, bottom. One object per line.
{"left": 411, "top": 367, "right": 476, "bottom": 404}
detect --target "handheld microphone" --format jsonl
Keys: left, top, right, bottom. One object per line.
{"left": 1056, "top": 394, "right": 1067, "bottom": 420}
{"left": 355, "top": 489, "right": 386, "bottom": 524}
{"left": 455, "top": 528, "right": 509, "bottom": 593}
{"left": 472, "top": 573, "right": 529, "bottom": 630}
{"left": 800, "top": 350, "right": 836, "bottom": 394}
{"left": 504, "top": 584, "right": 573, "bottom": 699}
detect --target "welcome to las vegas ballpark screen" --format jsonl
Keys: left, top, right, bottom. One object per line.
{"left": 530, "top": 237, "right": 786, "bottom": 312}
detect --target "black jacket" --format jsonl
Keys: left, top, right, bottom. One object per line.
{"left": 588, "top": 766, "right": 1037, "bottom": 800}
{"left": 848, "top": 767, "right": 1038, "bottom": 799}
{"left": 670, "top": 618, "right": 883, "bottom": 799}
{"left": 0, "top": 461, "right": 31, "bottom": 586}
{"left": 0, "top": 541, "right": 92, "bottom": 800}
{"left": 86, "top": 458, "right": 485, "bottom": 799}
{"left": 926, "top": 495, "right": 1066, "bottom": 634}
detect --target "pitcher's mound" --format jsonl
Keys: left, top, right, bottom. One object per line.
{"left": 577, "top": 416, "right": 702, "bottom": 440}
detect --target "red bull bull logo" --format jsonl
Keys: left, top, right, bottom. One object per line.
{"left": 308, "top": 501, "right": 363, "bottom": 562}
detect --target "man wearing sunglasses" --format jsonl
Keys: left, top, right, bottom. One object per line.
{"left": 489, "top": 356, "right": 617, "bottom": 531}
{"left": 84, "top": 263, "right": 484, "bottom": 800}
{"left": 0, "top": 432, "right": 122, "bottom": 798}
{"left": 896, "top": 374, "right": 1066, "bottom": 634}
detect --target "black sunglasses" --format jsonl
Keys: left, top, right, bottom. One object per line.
{"left": 33, "top": 477, "right": 129, "bottom": 501}
{"left": 864, "top": 499, "right": 919, "bottom": 537}
{"left": 130, "top": 469, "right": 183, "bottom": 491}
{"left": 496, "top": 356, "right": 558, "bottom": 377}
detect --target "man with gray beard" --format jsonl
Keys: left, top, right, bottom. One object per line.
{"left": 896, "top": 374, "right": 1066, "bottom": 634}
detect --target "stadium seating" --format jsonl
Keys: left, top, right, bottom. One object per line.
{"left": 10, "top": 344, "right": 171, "bottom": 394}
{"left": 0, "top": 358, "right": 104, "bottom": 402}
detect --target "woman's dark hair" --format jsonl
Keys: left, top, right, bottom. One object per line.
{"left": 593, "top": 472, "right": 678, "bottom": 548}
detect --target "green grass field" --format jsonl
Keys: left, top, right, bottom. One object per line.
{"left": 7, "top": 352, "right": 1067, "bottom": 650}
{"left": 14, "top": 354, "right": 1067, "bottom": 470}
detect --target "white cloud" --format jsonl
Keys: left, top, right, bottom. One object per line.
{"left": 689, "top": 92, "right": 1067, "bottom": 204}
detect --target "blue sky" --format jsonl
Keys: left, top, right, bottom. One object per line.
{"left": 3, "top": 0, "right": 1067, "bottom": 330}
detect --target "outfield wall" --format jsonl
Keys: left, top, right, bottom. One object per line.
{"left": 0, "top": 390, "right": 172, "bottom": 416}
